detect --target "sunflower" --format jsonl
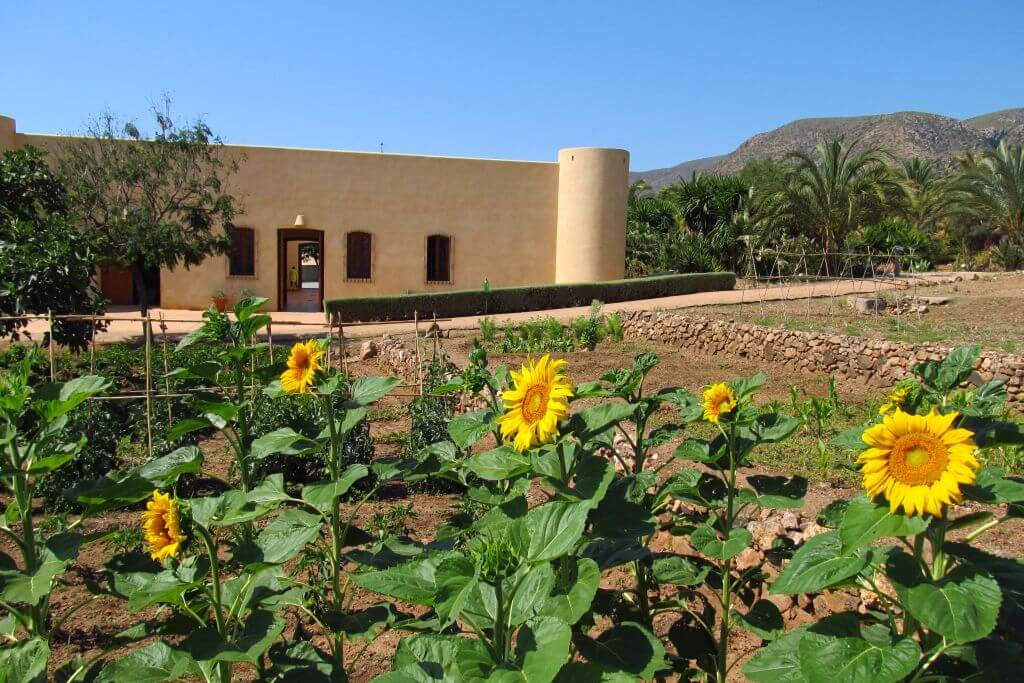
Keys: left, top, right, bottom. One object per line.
{"left": 281, "top": 340, "right": 324, "bottom": 394}
{"left": 496, "top": 354, "right": 573, "bottom": 452}
{"left": 142, "top": 490, "right": 186, "bottom": 561}
{"left": 858, "top": 408, "right": 978, "bottom": 517}
{"left": 703, "top": 383, "right": 737, "bottom": 423}
{"left": 878, "top": 385, "right": 910, "bottom": 415}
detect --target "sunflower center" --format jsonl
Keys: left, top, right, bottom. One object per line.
{"left": 521, "top": 384, "right": 549, "bottom": 424}
{"left": 293, "top": 350, "right": 310, "bottom": 369}
{"left": 889, "top": 433, "right": 949, "bottom": 486}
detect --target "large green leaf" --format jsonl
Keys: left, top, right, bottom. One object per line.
{"left": 935, "top": 345, "right": 980, "bottom": 392}
{"left": 250, "top": 428, "right": 318, "bottom": 463}
{"left": 301, "top": 465, "right": 370, "bottom": 513}
{"left": 466, "top": 446, "right": 531, "bottom": 481}
{"left": 747, "top": 475, "right": 807, "bottom": 509}
{"left": 839, "top": 495, "right": 928, "bottom": 552}
{"left": 515, "top": 616, "right": 572, "bottom": 683}
{"left": 651, "top": 554, "right": 710, "bottom": 587}
{"left": 0, "top": 637, "right": 49, "bottom": 683}
{"left": 348, "top": 376, "right": 402, "bottom": 406}
{"left": 448, "top": 411, "right": 495, "bottom": 449}
{"left": 567, "top": 403, "right": 639, "bottom": 441}
{"left": 390, "top": 634, "right": 493, "bottom": 682}
{"left": 433, "top": 556, "right": 479, "bottom": 627}
{"left": 513, "top": 501, "right": 590, "bottom": 563}
{"left": 190, "top": 474, "right": 289, "bottom": 528}
{"left": 96, "top": 641, "right": 197, "bottom": 683}
{"left": 537, "top": 558, "right": 600, "bottom": 624}
{"left": 0, "top": 552, "right": 66, "bottom": 604}
{"left": 797, "top": 614, "right": 920, "bottom": 683}
{"left": 573, "top": 622, "right": 666, "bottom": 679}
{"left": 743, "top": 627, "right": 805, "bottom": 682}
{"left": 831, "top": 425, "right": 868, "bottom": 451}
{"left": 735, "top": 599, "right": 784, "bottom": 641}
{"left": 772, "top": 531, "right": 870, "bottom": 595}
{"left": 183, "top": 610, "right": 285, "bottom": 664}
{"left": 887, "top": 551, "right": 1001, "bottom": 643}
{"left": 31, "top": 375, "right": 109, "bottom": 421}
{"left": 251, "top": 509, "right": 322, "bottom": 564}
{"left": 73, "top": 447, "right": 203, "bottom": 514}
{"left": 351, "top": 551, "right": 457, "bottom": 605}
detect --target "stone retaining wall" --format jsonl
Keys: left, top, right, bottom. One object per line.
{"left": 620, "top": 310, "right": 1024, "bottom": 403}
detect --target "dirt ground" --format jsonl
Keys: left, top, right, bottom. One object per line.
{"left": 12, "top": 333, "right": 1024, "bottom": 681}
{"left": 693, "top": 271, "right": 1024, "bottom": 352}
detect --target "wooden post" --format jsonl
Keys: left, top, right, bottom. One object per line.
{"left": 47, "top": 309, "right": 56, "bottom": 381}
{"left": 327, "top": 318, "right": 335, "bottom": 371}
{"left": 431, "top": 313, "right": 439, "bottom": 361}
{"left": 144, "top": 311, "right": 154, "bottom": 458}
{"left": 339, "top": 323, "right": 349, "bottom": 375}
{"left": 159, "top": 313, "right": 173, "bottom": 424}
{"left": 89, "top": 314, "right": 97, "bottom": 374}
{"left": 414, "top": 311, "right": 423, "bottom": 396}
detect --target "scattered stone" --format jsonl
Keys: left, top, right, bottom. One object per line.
{"left": 735, "top": 548, "right": 763, "bottom": 571}
{"left": 780, "top": 511, "right": 800, "bottom": 530}
{"left": 358, "top": 340, "right": 378, "bottom": 360}
{"left": 848, "top": 296, "right": 887, "bottom": 314}
{"left": 767, "top": 594, "right": 794, "bottom": 613}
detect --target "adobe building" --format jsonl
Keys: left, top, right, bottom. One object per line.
{"left": 0, "top": 114, "right": 629, "bottom": 312}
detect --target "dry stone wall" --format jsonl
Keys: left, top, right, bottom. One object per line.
{"left": 620, "top": 310, "right": 1024, "bottom": 404}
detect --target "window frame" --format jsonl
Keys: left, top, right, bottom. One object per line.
{"left": 344, "top": 230, "right": 374, "bottom": 282}
{"left": 227, "top": 226, "right": 257, "bottom": 278}
{"left": 424, "top": 234, "right": 453, "bottom": 284}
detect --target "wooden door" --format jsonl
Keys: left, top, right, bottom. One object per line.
{"left": 100, "top": 262, "right": 135, "bottom": 305}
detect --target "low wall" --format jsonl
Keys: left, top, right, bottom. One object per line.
{"left": 619, "top": 310, "right": 1024, "bottom": 403}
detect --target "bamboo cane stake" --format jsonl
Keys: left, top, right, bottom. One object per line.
{"left": 89, "top": 314, "right": 97, "bottom": 374}
{"left": 47, "top": 309, "right": 56, "bottom": 381}
{"left": 339, "top": 322, "right": 349, "bottom": 375}
{"left": 160, "top": 313, "right": 173, "bottom": 424}
{"left": 144, "top": 311, "right": 154, "bottom": 458}
{"left": 414, "top": 311, "right": 423, "bottom": 396}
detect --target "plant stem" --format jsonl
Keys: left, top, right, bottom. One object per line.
{"left": 494, "top": 579, "right": 508, "bottom": 662}
{"left": 197, "top": 524, "right": 231, "bottom": 683}
{"left": 322, "top": 394, "right": 348, "bottom": 671}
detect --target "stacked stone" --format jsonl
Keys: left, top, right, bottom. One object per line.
{"left": 619, "top": 310, "right": 1024, "bottom": 404}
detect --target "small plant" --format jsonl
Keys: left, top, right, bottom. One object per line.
{"left": 570, "top": 301, "right": 605, "bottom": 351}
{"left": 105, "top": 526, "right": 144, "bottom": 554}
{"left": 478, "top": 316, "right": 497, "bottom": 344}
{"left": 602, "top": 310, "right": 625, "bottom": 343}
{"left": 369, "top": 502, "right": 417, "bottom": 540}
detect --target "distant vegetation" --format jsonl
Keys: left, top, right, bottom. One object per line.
{"left": 627, "top": 137, "right": 1024, "bottom": 277}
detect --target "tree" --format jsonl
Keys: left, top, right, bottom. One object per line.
{"left": 959, "top": 142, "right": 1024, "bottom": 240}
{"left": 753, "top": 137, "right": 894, "bottom": 263}
{"left": 626, "top": 180, "right": 682, "bottom": 276}
{"left": 892, "top": 158, "right": 967, "bottom": 234}
{"left": 0, "top": 147, "right": 104, "bottom": 349}
{"left": 57, "top": 100, "right": 242, "bottom": 314}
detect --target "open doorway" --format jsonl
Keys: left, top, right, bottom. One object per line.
{"left": 277, "top": 228, "right": 324, "bottom": 312}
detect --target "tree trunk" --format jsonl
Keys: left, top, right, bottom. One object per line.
{"left": 131, "top": 264, "right": 149, "bottom": 317}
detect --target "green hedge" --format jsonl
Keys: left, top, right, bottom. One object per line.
{"left": 325, "top": 272, "right": 735, "bottom": 323}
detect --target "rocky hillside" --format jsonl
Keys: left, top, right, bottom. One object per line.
{"left": 632, "top": 108, "right": 1024, "bottom": 188}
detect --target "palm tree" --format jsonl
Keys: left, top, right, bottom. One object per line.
{"left": 959, "top": 142, "right": 1024, "bottom": 239}
{"left": 626, "top": 181, "right": 681, "bottom": 276}
{"left": 754, "top": 137, "right": 894, "bottom": 262}
{"left": 892, "top": 158, "right": 968, "bottom": 234}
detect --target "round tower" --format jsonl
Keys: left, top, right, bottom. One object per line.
{"left": 0, "top": 116, "right": 16, "bottom": 153}
{"left": 554, "top": 147, "right": 629, "bottom": 283}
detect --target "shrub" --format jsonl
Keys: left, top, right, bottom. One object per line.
{"left": 988, "top": 235, "right": 1024, "bottom": 271}
{"left": 602, "top": 311, "right": 624, "bottom": 342}
{"left": 570, "top": 301, "right": 605, "bottom": 351}
{"left": 478, "top": 316, "right": 497, "bottom": 343}
{"left": 326, "top": 272, "right": 736, "bottom": 322}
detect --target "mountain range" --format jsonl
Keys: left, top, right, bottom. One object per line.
{"left": 630, "top": 108, "right": 1024, "bottom": 189}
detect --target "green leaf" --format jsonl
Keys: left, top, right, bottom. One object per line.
{"left": 672, "top": 438, "right": 715, "bottom": 463}
{"left": 515, "top": 616, "right": 572, "bottom": 683}
{"left": 250, "top": 428, "right": 318, "bottom": 463}
{"left": 567, "top": 403, "right": 639, "bottom": 441}
{"left": 574, "top": 621, "right": 666, "bottom": 679}
{"left": 935, "top": 345, "right": 980, "bottom": 392}
{"left": 391, "top": 634, "right": 493, "bottom": 681}
{"left": 748, "top": 475, "right": 807, "bottom": 509}
{"left": 831, "top": 425, "right": 868, "bottom": 451}
{"left": 301, "top": 465, "right": 370, "bottom": 513}
{"left": 166, "top": 417, "right": 210, "bottom": 441}
{"left": 0, "top": 553, "right": 67, "bottom": 604}
{"left": 552, "top": 454, "right": 614, "bottom": 508}
{"left": 448, "top": 411, "right": 495, "bottom": 449}
{"left": 433, "top": 556, "right": 479, "bottom": 627}
{"left": 184, "top": 610, "right": 285, "bottom": 664}
{"left": 887, "top": 551, "right": 1001, "bottom": 644}
{"left": 96, "top": 641, "right": 196, "bottom": 683}
{"left": 962, "top": 466, "right": 1024, "bottom": 504}
{"left": 797, "top": 614, "right": 921, "bottom": 683}
{"left": 252, "top": 509, "right": 322, "bottom": 564}
{"left": 0, "top": 637, "right": 49, "bottom": 683}
{"left": 651, "top": 554, "right": 710, "bottom": 587}
{"left": 838, "top": 495, "right": 928, "bottom": 552}
{"left": 731, "top": 372, "right": 765, "bottom": 399}
{"left": 340, "top": 603, "right": 408, "bottom": 642}
{"left": 191, "top": 474, "right": 288, "bottom": 527}
{"left": 513, "top": 501, "right": 590, "bottom": 563}
{"left": 735, "top": 599, "right": 784, "bottom": 641}
{"left": 690, "top": 524, "right": 751, "bottom": 561}
{"left": 31, "top": 375, "right": 109, "bottom": 421}
{"left": 743, "top": 627, "right": 805, "bottom": 682}
{"left": 772, "top": 531, "right": 870, "bottom": 595}
{"left": 348, "top": 376, "right": 402, "bottom": 406}
{"left": 537, "top": 558, "right": 600, "bottom": 625}
{"left": 466, "top": 446, "right": 531, "bottom": 481}
{"left": 351, "top": 551, "right": 458, "bottom": 605}
{"left": 748, "top": 413, "right": 801, "bottom": 443}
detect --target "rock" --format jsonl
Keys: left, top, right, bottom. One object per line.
{"left": 358, "top": 340, "right": 378, "bottom": 360}
{"left": 767, "top": 594, "right": 794, "bottom": 613}
{"left": 797, "top": 593, "right": 813, "bottom": 610}
{"left": 920, "top": 296, "right": 950, "bottom": 305}
{"left": 848, "top": 296, "right": 887, "bottom": 314}
{"left": 780, "top": 511, "right": 800, "bottom": 530}
{"left": 735, "top": 548, "right": 764, "bottom": 571}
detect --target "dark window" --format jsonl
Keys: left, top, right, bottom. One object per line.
{"left": 229, "top": 227, "right": 255, "bottom": 277}
{"left": 346, "top": 231, "right": 372, "bottom": 280}
{"left": 426, "top": 235, "right": 451, "bottom": 283}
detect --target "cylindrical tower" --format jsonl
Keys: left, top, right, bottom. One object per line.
{"left": 554, "top": 147, "right": 629, "bottom": 283}
{"left": 0, "top": 116, "right": 16, "bottom": 153}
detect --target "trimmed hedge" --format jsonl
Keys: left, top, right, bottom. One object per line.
{"left": 325, "top": 272, "right": 735, "bottom": 323}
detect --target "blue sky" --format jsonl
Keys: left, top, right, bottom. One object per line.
{"left": 2, "top": 1, "right": 1022, "bottom": 170}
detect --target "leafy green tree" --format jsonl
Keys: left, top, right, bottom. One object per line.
{"left": 959, "top": 142, "right": 1024, "bottom": 240}
{"left": 892, "top": 158, "right": 967, "bottom": 234}
{"left": 625, "top": 180, "right": 681, "bottom": 276}
{"left": 754, "top": 137, "right": 894, "bottom": 263}
{"left": 0, "top": 147, "right": 104, "bottom": 350}
{"left": 57, "top": 100, "right": 242, "bottom": 313}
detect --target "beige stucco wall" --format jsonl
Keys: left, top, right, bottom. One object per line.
{"left": 0, "top": 116, "right": 15, "bottom": 152}
{"left": 6, "top": 117, "right": 628, "bottom": 312}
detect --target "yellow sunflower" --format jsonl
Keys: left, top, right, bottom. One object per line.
{"left": 878, "top": 385, "right": 910, "bottom": 415}
{"left": 281, "top": 340, "right": 324, "bottom": 394}
{"left": 703, "top": 383, "right": 737, "bottom": 423}
{"left": 497, "top": 354, "right": 573, "bottom": 452}
{"left": 858, "top": 408, "right": 978, "bottom": 517}
{"left": 142, "top": 490, "right": 186, "bottom": 561}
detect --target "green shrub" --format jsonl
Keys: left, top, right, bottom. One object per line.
{"left": 602, "top": 311, "right": 624, "bottom": 342}
{"left": 570, "top": 301, "right": 605, "bottom": 351}
{"left": 989, "top": 235, "right": 1024, "bottom": 271}
{"left": 478, "top": 316, "right": 497, "bottom": 343}
{"left": 499, "top": 316, "right": 574, "bottom": 353}
{"left": 326, "top": 272, "right": 735, "bottom": 322}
